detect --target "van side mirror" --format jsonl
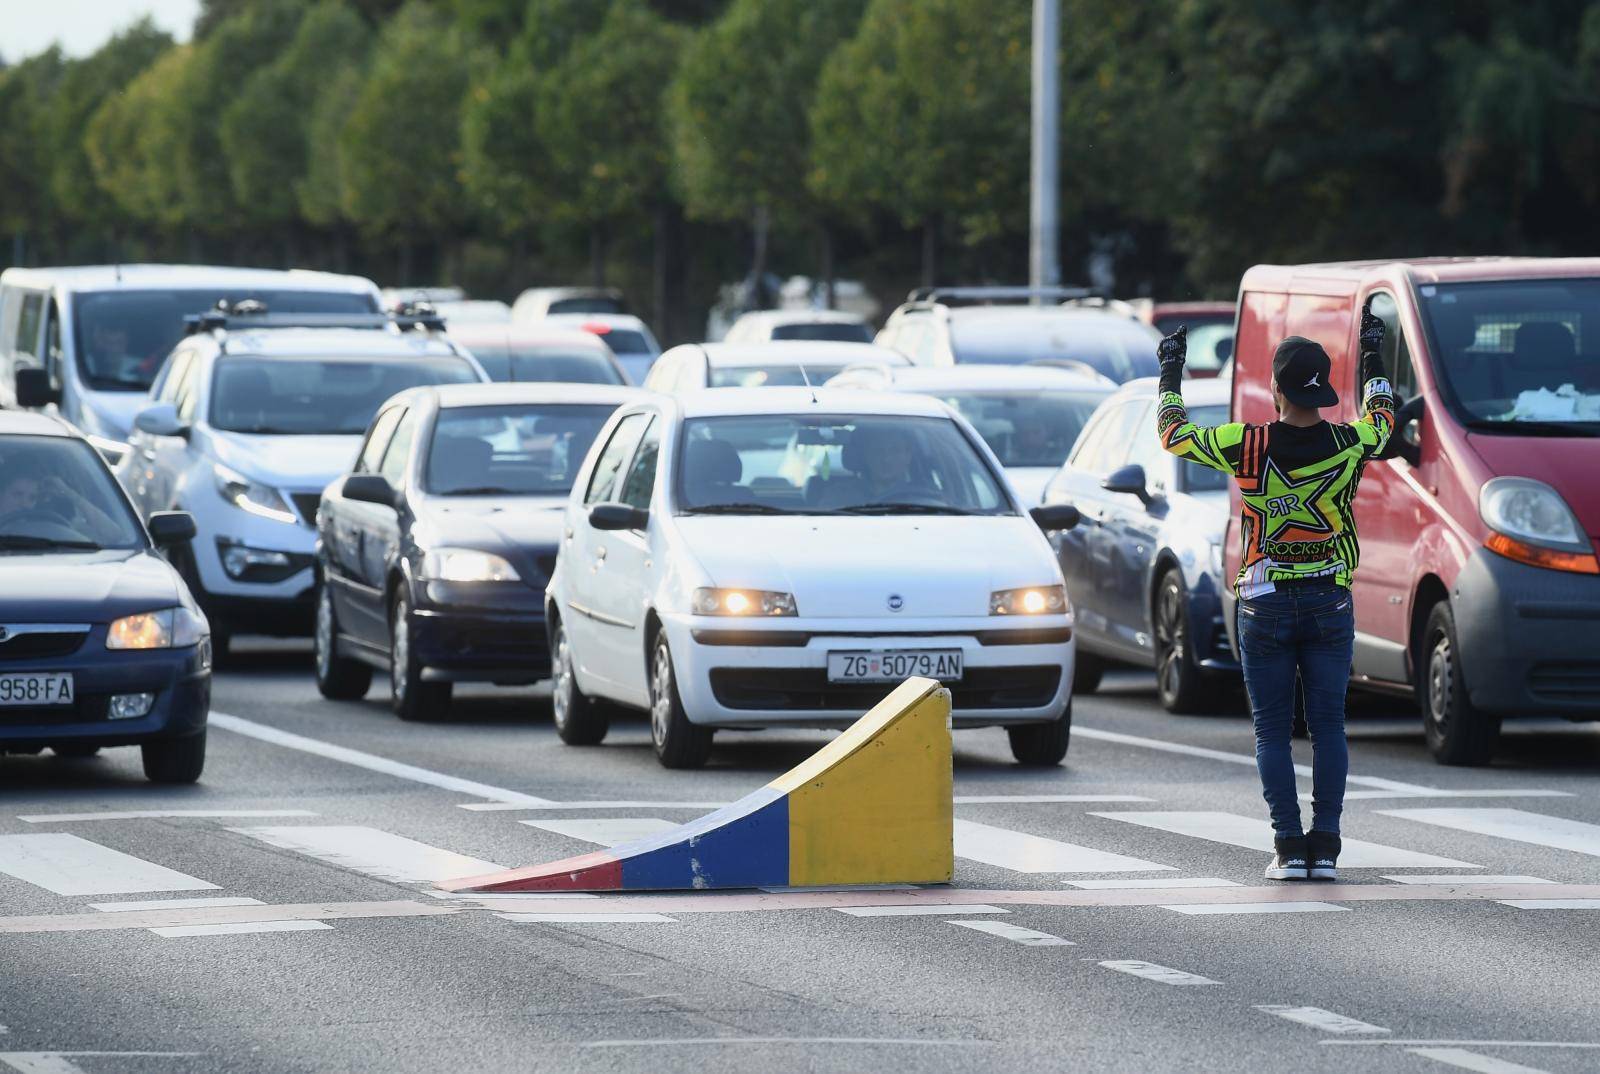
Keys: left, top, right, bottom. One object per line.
{"left": 1391, "top": 396, "right": 1423, "bottom": 466}
{"left": 147, "top": 511, "right": 197, "bottom": 547}
{"left": 590, "top": 502, "right": 649, "bottom": 531}
{"left": 133, "top": 402, "right": 186, "bottom": 438}
{"left": 15, "top": 368, "right": 59, "bottom": 408}
{"left": 1029, "top": 503, "right": 1080, "bottom": 532}
{"left": 1103, "top": 463, "right": 1155, "bottom": 505}
{"left": 343, "top": 474, "right": 398, "bottom": 508}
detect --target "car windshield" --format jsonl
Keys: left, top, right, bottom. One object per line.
{"left": 708, "top": 363, "right": 850, "bottom": 388}
{"left": 1418, "top": 279, "right": 1600, "bottom": 435}
{"left": 0, "top": 435, "right": 144, "bottom": 550}
{"left": 72, "top": 288, "right": 377, "bottom": 392}
{"left": 548, "top": 297, "right": 626, "bottom": 315}
{"left": 594, "top": 328, "right": 651, "bottom": 355}
{"left": 933, "top": 389, "right": 1107, "bottom": 468}
{"left": 951, "top": 314, "right": 1160, "bottom": 383}
{"left": 424, "top": 404, "right": 617, "bottom": 496}
{"left": 210, "top": 355, "right": 480, "bottom": 435}
{"left": 677, "top": 413, "right": 1011, "bottom": 516}
{"left": 769, "top": 322, "right": 873, "bottom": 343}
{"left": 1179, "top": 405, "right": 1231, "bottom": 491}
{"left": 464, "top": 345, "right": 624, "bottom": 385}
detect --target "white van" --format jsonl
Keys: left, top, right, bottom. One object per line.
{"left": 0, "top": 265, "right": 382, "bottom": 453}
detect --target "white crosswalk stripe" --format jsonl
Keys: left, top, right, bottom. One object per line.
{"left": 231, "top": 826, "right": 501, "bottom": 884}
{"left": 1098, "top": 960, "right": 1219, "bottom": 986}
{"left": 519, "top": 818, "right": 678, "bottom": 846}
{"left": 1380, "top": 808, "right": 1600, "bottom": 859}
{"left": 1254, "top": 1005, "right": 1389, "bottom": 1034}
{"left": 953, "top": 819, "right": 1173, "bottom": 874}
{"left": 1092, "top": 811, "right": 1478, "bottom": 868}
{"left": 0, "top": 834, "right": 217, "bottom": 896}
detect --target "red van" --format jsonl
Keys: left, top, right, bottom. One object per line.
{"left": 1226, "top": 258, "right": 1600, "bottom": 765}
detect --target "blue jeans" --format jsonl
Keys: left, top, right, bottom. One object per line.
{"left": 1237, "top": 582, "right": 1355, "bottom": 838}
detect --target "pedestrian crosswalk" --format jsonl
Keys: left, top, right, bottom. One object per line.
{"left": 0, "top": 834, "right": 218, "bottom": 896}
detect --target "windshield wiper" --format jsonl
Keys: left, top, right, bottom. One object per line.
{"left": 439, "top": 486, "right": 520, "bottom": 497}
{"left": 1465, "top": 419, "right": 1600, "bottom": 437}
{"left": 0, "top": 535, "right": 103, "bottom": 551}
{"left": 682, "top": 503, "right": 796, "bottom": 515}
{"left": 836, "top": 503, "right": 978, "bottom": 516}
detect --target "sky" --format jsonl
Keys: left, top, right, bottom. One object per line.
{"left": 1, "top": 0, "right": 199, "bottom": 61}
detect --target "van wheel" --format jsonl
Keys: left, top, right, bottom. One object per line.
{"left": 1073, "top": 651, "right": 1104, "bottom": 694}
{"left": 1008, "top": 701, "right": 1073, "bottom": 766}
{"left": 315, "top": 581, "right": 371, "bottom": 700}
{"left": 142, "top": 732, "right": 206, "bottom": 784}
{"left": 649, "top": 633, "right": 712, "bottom": 769}
{"left": 1154, "top": 569, "right": 1208, "bottom": 713}
{"left": 551, "top": 620, "right": 608, "bottom": 745}
{"left": 1419, "top": 602, "right": 1499, "bottom": 766}
{"left": 391, "top": 594, "right": 451, "bottom": 721}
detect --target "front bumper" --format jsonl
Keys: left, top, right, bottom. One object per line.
{"left": 1453, "top": 548, "right": 1600, "bottom": 718}
{"left": 661, "top": 612, "right": 1073, "bottom": 729}
{"left": 412, "top": 581, "right": 550, "bottom": 684}
{"left": 186, "top": 485, "right": 318, "bottom": 630}
{"left": 0, "top": 633, "right": 210, "bottom": 750}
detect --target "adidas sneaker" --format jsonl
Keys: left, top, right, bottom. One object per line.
{"left": 1265, "top": 835, "right": 1309, "bottom": 881}
{"left": 1308, "top": 830, "right": 1341, "bottom": 881}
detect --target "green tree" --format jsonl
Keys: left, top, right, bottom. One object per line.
{"left": 0, "top": 49, "right": 66, "bottom": 262}
{"left": 84, "top": 45, "right": 195, "bottom": 229}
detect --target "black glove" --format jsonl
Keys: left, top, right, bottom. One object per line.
{"left": 1157, "top": 324, "right": 1187, "bottom": 369}
{"left": 1360, "top": 301, "right": 1385, "bottom": 354}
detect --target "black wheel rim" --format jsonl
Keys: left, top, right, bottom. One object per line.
{"left": 392, "top": 601, "right": 409, "bottom": 703}
{"left": 1155, "top": 578, "right": 1185, "bottom": 701}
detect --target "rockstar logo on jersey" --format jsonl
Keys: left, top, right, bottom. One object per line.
{"left": 1257, "top": 456, "right": 1343, "bottom": 542}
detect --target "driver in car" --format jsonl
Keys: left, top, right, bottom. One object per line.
{"left": 0, "top": 467, "right": 120, "bottom": 542}
{"left": 823, "top": 425, "right": 936, "bottom": 507}
{"left": 89, "top": 323, "right": 147, "bottom": 380}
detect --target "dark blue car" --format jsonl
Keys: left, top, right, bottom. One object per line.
{"left": 0, "top": 411, "right": 209, "bottom": 781}
{"left": 1041, "top": 376, "right": 1240, "bottom": 712}
{"left": 314, "top": 382, "right": 639, "bottom": 720}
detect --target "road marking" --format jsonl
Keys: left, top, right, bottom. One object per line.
{"left": 462, "top": 800, "right": 729, "bottom": 812}
{"left": 1098, "top": 960, "right": 1219, "bottom": 986}
{"left": 0, "top": 834, "right": 217, "bottom": 896}
{"left": 1322, "top": 1040, "right": 1600, "bottom": 1049}
{"left": 1381, "top": 808, "right": 1600, "bottom": 858}
{"left": 1164, "top": 902, "right": 1348, "bottom": 915}
{"left": 149, "top": 920, "right": 334, "bottom": 938}
{"left": 1498, "top": 899, "right": 1600, "bottom": 910}
{"left": 0, "top": 899, "right": 454, "bottom": 935}
{"left": 209, "top": 712, "right": 555, "bottom": 805}
{"left": 1383, "top": 875, "right": 1554, "bottom": 886}
{"left": 1066, "top": 877, "right": 1241, "bottom": 889}
{"left": 231, "top": 826, "right": 501, "bottom": 884}
{"left": 1255, "top": 1005, "right": 1389, "bottom": 1034}
{"left": 954, "top": 795, "right": 1153, "bottom": 804}
{"left": 947, "top": 920, "right": 1073, "bottom": 946}
{"left": 90, "top": 897, "right": 264, "bottom": 913}
{"left": 496, "top": 912, "right": 676, "bottom": 923}
{"left": 581, "top": 1038, "right": 988, "bottom": 1048}
{"left": 1094, "top": 811, "right": 1478, "bottom": 868}
{"left": 461, "top": 794, "right": 1153, "bottom": 812}
{"left": 519, "top": 818, "right": 677, "bottom": 846}
{"left": 0, "top": 1054, "right": 196, "bottom": 1074}
{"left": 1407, "top": 1048, "right": 1551, "bottom": 1073}
{"left": 424, "top": 890, "right": 600, "bottom": 901}
{"left": 1324, "top": 790, "right": 1570, "bottom": 801}
{"left": 834, "top": 903, "right": 1007, "bottom": 917}
{"left": 18, "top": 810, "right": 317, "bottom": 823}
{"left": 953, "top": 819, "right": 1173, "bottom": 874}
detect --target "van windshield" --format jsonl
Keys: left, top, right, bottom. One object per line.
{"left": 1418, "top": 279, "right": 1600, "bottom": 436}
{"left": 73, "top": 288, "right": 378, "bottom": 392}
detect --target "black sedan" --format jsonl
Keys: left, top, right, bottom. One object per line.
{"left": 0, "top": 411, "right": 209, "bottom": 782}
{"left": 314, "top": 383, "right": 640, "bottom": 719}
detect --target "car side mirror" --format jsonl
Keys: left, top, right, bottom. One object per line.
{"left": 147, "top": 511, "right": 197, "bottom": 547}
{"left": 589, "top": 502, "right": 649, "bottom": 531}
{"left": 1029, "top": 503, "right": 1081, "bottom": 532}
{"left": 1214, "top": 336, "right": 1233, "bottom": 364}
{"left": 133, "top": 402, "right": 186, "bottom": 438}
{"left": 15, "top": 367, "right": 60, "bottom": 408}
{"left": 343, "top": 474, "right": 398, "bottom": 508}
{"left": 1381, "top": 396, "right": 1424, "bottom": 466}
{"left": 1103, "top": 463, "right": 1154, "bottom": 505}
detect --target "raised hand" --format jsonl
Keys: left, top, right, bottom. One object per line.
{"left": 1157, "top": 324, "right": 1188, "bottom": 368}
{"left": 1360, "top": 301, "right": 1385, "bottom": 354}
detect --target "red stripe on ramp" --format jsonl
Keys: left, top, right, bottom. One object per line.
{"left": 440, "top": 851, "right": 623, "bottom": 893}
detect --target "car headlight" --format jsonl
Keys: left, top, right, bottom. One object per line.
{"left": 422, "top": 548, "right": 522, "bottom": 582}
{"left": 990, "top": 585, "right": 1067, "bottom": 615}
{"left": 106, "top": 607, "right": 207, "bottom": 650}
{"left": 1479, "top": 477, "right": 1598, "bottom": 574}
{"left": 692, "top": 587, "right": 797, "bottom": 616}
{"left": 214, "top": 464, "right": 297, "bottom": 524}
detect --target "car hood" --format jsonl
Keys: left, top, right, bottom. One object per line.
{"left": 1466, "top": 433, "right": 1600, "bottom": 540}
{"left": 415, "top": 496, "right": 567, "bottom": 576}
{"left": 1005, "top": 467, "right": 1059, "bottom": 509}
{"left": 0, "top": 549, "right": 181, "bottom": 622}
{"left": 209, "top": 432, "right": 364, "bottom": 490}
{"left": 675, "top": 514, "right": 1061, "bottom": 618}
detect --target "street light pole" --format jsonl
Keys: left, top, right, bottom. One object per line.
{"left": 1030, "top": 0, "right": 1061, "bottom": 302}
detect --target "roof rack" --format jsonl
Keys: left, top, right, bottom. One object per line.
{"left": 183, "top": 300, "right": 446, "bottom": 336}
{"left": 903, "top": 285, "right": 1097, "bottom": 306}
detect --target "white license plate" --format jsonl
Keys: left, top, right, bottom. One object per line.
{"left": 0, "top": 673, "right": 74, "bottom": 707}
{"left": 827, "top": 650, "right": 963, "bottom": 684}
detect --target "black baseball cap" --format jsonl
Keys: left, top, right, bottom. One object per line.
{"left": 1272, "top": 336, "right": 1339, "bottom": 408}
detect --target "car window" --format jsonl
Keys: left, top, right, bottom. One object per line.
{"left": 44, "top": 301, "right": 62, "bottom": 382}
{"left": 1124, "top": 403, "right": 1168, "bottom": 487}
{"left": 174, "top": 358, "right": 202, "bottom": 423}
{"left": 1070, "top": 400, "right": 1143, "bottom": 475}
{"left": 209, "top": 356, "right": 478, "bottom": 435}
{"left": 935, "top": 389, "right": 1107, "bottom": 468}
{"left": 1364, "top": 291, "right": 1417, "bottom": 402}
{"left": 1174, "top": 405, "right": 1230, "bottom": 492}
{"left": 584, "top": 412, "right": 649, "bottom": 504}
{"left": 424, "top": 404, "right": 617, "bottom": 496}
{"left": 0, "top": 434, "right": 145, "bottom": 549}
{"left": 467, "top": 345, "right": 624, "bottom": 385}
{"left": 379, "top": 409, "right": 416, "bottom": 486}
{"left": 14, "top": 293, "right": 43, "bottom": 360}
{"left": 709, "top": 363, "right": 849, "bottom": 388}
{"left": 770, "top": 322, "right": 873, "bottom": 343}
{"left": 618, "top": 416, "right": 660, "bottom": 510}
{"left": 153, "top": 352, "right": 193, "bottom": 405}
{"left": 358, "top": 405, "right": 406, "bottom": 473}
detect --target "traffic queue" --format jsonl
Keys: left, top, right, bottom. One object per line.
{"left": 0, "top": 259, "right": 1595, "bottom": 781}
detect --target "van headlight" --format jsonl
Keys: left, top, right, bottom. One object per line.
{"left": 214, "top": 464, "right": 296, "bottom": 524}
{"left": 421, "top": 549, "right": 522, "bottom": 582}
{"left": 990, "top": 585, "right": 1068, "bottom": 615}
{"left": 692, "top": 588, "right": 797, "bottom": 616}
{"left": 1480, "top": 477, "right": 1598, "bottom": 574}
{"left": 107, "top": 607, "right": 207, "bottom": 650}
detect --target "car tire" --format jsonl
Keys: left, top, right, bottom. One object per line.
{"left": 551, "top": 619, "right": 608, "bottom": 745}
{"left": 142, "top": 731, "right": 206, "bottom": 784}
{"left": 315, "top": 580, "right": 372, "bottom": 701}
{"left": 1008, "top": 700, "right": 1073, "bottom": 766}
{"left": 52, "top": 743, "right": 100, "bottom": 758}
{"left": 1072, "top": 651, "right": 1104, "bottom": 694}
{"left": 391, "top": 593, "right": 451, "bottom": 722}
{"left": 1154, "top": 569, "right": 1209, "bottom": 714}
{"left": 1419, "top": 601, "right": 1500, "bottom": 766}
{"left": 649, "top": 632, "right": 712, "bottom": 769}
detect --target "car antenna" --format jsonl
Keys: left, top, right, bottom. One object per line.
{"left": 798, "top": 361, "right": 817, "bottom": 404}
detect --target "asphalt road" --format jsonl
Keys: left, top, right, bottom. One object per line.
{"left": 4, "top": 643, "right": 1600, "bottom": 1074}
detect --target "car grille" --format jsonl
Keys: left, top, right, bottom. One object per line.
{"left": 0, "top": 630, "right": 88, "bottom": 662}
{"left": 290, "top": 492, "right": 323, "bottom": 528}
{"left": 708, "top": 666, "right": 1061, "bottom": 712}
{"left": 1527, "top": 662, "right": 1600, "bottom": 705}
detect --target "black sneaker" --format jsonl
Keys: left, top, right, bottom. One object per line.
{"left": 1308, "top": 830, "right": 1341, "bottom": 881}
{"left": 1265, "top": 835, "right": 1308, "bottom": 881}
